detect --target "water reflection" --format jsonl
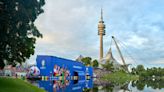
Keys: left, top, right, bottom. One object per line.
{"left": 96, "top": 83, "right": 129, "bottom": 92}
{"left": 36, "top": 79, "right": 93, "bottom": 92}
{"left": 131, "top": 78, "right": 164, "bottom": 91}
{"left": 90, "top": 79, "right": 164, "bottom": 92}
{"left": 31, "top": 78, "right": 164, "bottom": 92}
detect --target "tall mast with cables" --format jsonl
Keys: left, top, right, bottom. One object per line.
{"left": 112, "top": 36, "right": 128, "bottom": 71}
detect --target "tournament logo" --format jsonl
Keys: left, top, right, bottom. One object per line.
{"left": 41, "top": 60, "right": 46, "bottom": 69}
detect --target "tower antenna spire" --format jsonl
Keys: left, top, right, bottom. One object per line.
{"left": 101, "top": 8, "right": 103, "bottom": 21}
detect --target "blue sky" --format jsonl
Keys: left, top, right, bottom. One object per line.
{"left": 27, "top": 0, "right": 164, "bottom": 68}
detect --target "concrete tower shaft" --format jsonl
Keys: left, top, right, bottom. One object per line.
{"left": 98, "top": 9, "right": 106, "bottom": 60}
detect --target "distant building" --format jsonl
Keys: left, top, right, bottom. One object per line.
{"left": 76, "top": 55, "right": 84, "bottom": 62}
{"left": 101, "top": 48, "right": 123, "bottom": 70}
{"left": 3, "top": 65, "right": 27, "bottom": 77}
{"left": 3, "top": 65, "right": 15, "bottom": 76}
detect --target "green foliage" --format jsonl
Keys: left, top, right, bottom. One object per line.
{"left": 131, "top": 65, "right": 164, "bottom": 78}
{"left": 132, "top": 78, "right": 164, "bottom": 90}
{"left": 0, "top": 77, "right": 45, "bottom": 92}
{"left": 83, "top": 88, "right": 91, "bottom": 92}
{"left": 143, "top": 67, "right": 164, "bottom": 78}
{"left": 101, "top": 85, "right": 114, "bottom": 92}
{"left": 131, "top": 65, "right": 145, "bottom": 75}
{"left": 0, "top": 0, "right": 45, "bottom": 68}
{"left": 131, "top": 67, "right": 137, "bottom": 75}
{"left": 81, "top": 57, "right": 99, "bottom": 67}
{"left": 101, "top": 60, "right": 114, "bottom": 71}
{"left": 102, "top": 71, "right": 139, "bottom": 84}
{"left": 92, "top": 59, "right": 99, "bottom": 68}
{"left": 135, "top": 80, "right": 145, "bottom": 91}
{"left": 92, "top": 86, "right": 99, "bottom": 92}
{"left": 136, "top": 65, "right": 145, "bottom": 73}
{"left": 81, "top": 57, "right": 92, "bottom": 66}
{"left": 0, "top": 61, "right": 5, "bottom": 69}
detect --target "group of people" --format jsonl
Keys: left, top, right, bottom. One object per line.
{"left": 53, "top": 65, "right": 70, "bottom": 80}
{"left": 53, "top": 80, "right": 70, "bottom": 92}
{"left": 52, "top": 65, "right": 70, "bottom": 91}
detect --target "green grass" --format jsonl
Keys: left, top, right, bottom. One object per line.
{"left": 101, "top": 71, "right": 139, "bottom": 84}
{"left": 0, "top": 77, "right": 45, "bottom": 92}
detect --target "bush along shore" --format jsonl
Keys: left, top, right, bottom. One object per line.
{"left": 101, "top": 71, "right": 139, "bottom": 84}
{"left": 0, "top": 77, "right": 45, "bottom": 92}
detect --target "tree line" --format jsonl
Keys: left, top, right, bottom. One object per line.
{"left": 78, "top": 56, "right": 123, "bottom": 72}
{"left": 131, "top": 65, "right": 164, "bottom": 78}
{"left": 79, "top": 56, "right": 164, "bottom": 78}
{"left": 77, "top": 57, "right": 99, "bottom": 68}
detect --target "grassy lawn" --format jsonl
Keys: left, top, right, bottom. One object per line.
{"left": 0, "top": 77, "right": 45, "bottom": 92}
{"left": 101, "top": 71, "right": 139, "bottom": 84}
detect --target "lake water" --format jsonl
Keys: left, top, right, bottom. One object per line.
{"left": 29, "top": 79, "right": 164, "bottom": 92}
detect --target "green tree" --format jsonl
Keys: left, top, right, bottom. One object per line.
{"left": 92, "top": 86, "right": 99, "bottom": 92}
{"left": 0, "top": 0, "right": 45, "bottom": 69}
{"left": 0, "top": 61, "right": 5, "bottom": 69}
{"left": 131, "top": 67, "right": 136, "bottom": 75}
{"left": 102, "top": 60, "right": 114, "bottom": 71}
{"left": 81, "top": 57, "right": 92, "bottom": 66}
{"left": 136, "top": 65, "right": 145, "bottom": 75}
{"left": 92, "top": 59, "right": 99, "bottom": 68}
{"left": 136, "top": 80, "right": 145, "bottom": 91}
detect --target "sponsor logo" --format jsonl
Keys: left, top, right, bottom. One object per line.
{"left": 41, "top": 60, "right": 46, "bottom": 69}
{"left": 86, "top": 67, "right": 88, "bottom": 71}
{"left": 73, "top": 65, "right": 82, "bottom": 69}
{"left": 41, "top": 60, "right": 45, "bottom": 67}
{"left": 72, "top": 86, "right": 81, "bottom": 90}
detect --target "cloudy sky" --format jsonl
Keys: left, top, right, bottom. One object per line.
{"left": 27, "top": 0, "right": 164, "bottom": 68}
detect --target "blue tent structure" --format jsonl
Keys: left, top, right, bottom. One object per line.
{"left": 36, "top": 55, "right": 93, "bottom": 80}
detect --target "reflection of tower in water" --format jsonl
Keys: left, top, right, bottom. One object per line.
{"left": 98, "top": 8, "right": 106, "bottom": 60}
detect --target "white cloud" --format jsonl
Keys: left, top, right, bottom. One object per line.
{"left": 125, "top": 35, "right": 149, "bottom": 48}
{"left": 27, "top": 0, "right": 164, "bottom": 68}
{"left": 151, "top": 59, "right": 164, "bottom": 64}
